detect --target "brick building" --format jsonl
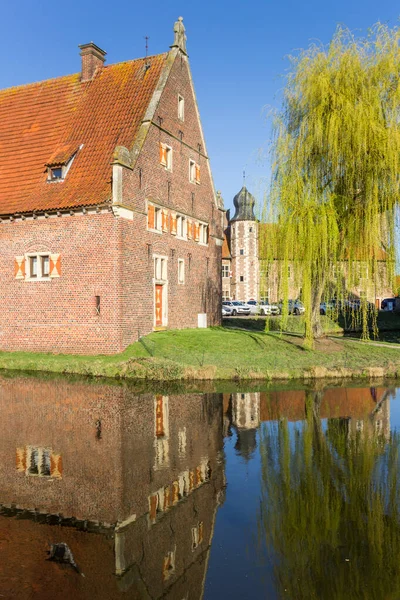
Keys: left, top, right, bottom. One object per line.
{"left": 0, "top": 18, "right": 224, "bottom": 355}
{"left": 222, "top": 185, "right": 392, "bottom": 305}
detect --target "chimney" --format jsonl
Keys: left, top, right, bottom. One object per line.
{"left": 79, "top": 42, "right": 106, "bottom": 81}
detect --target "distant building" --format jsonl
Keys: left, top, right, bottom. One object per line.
{"left": 222, "top": 185, "right": 392, "bottom": 305}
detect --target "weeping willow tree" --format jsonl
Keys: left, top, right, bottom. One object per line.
{"left": 266, "top": 24, "right": 400, "bottom": 346}
{"left": 258, "top": 390, "right": 400, "bottom": 599}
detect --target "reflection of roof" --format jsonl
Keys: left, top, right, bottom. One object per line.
{"left": 259, "top": 387, "right": 388, "bottom": 422}
{"left": 0, "top": 53, "right": 167, "bottom": 214}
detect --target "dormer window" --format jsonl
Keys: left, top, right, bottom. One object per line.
{"left": 46, "top": 143, "right": 82, "bottom": 183}
{"left": 50, "top": 167, "right": 63, "bottom": 180}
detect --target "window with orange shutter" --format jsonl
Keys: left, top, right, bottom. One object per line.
{"left": 160, "top": 143, "right": 172, "bottom": 170}
{"left": 20, "top": 253, "right": 60, "bottom": 280}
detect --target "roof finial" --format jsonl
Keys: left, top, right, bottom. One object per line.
{"left": 243, "top": 170, "right": 246, "bottom": 186}
{"left": 145, "top": 36, "right": 149, "bottom": 58}
{"left": 171, "top": 16, "right": 187, "bottom": 54}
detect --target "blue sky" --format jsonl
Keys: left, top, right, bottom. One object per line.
{"left": 1, "top": 0, "right": 399, "bottom": 213}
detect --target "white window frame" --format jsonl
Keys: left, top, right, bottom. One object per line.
{"left": 178, "top": 94, "right": 185, "bottom": 121}
{"left": 160, "top": 143, "right": 173, "bottom": 171}
{"left": 189, "top": 159, "right": 197, "bottom": 183}
{"left": 25, "top": 252, "right": 52, "bottom": 281}
{"left": 178, "top": 259, "right": 185, "bottom": 284}
{"left": 198, "top": 223, "right": 208, "bottom": 246}
{"left": 147, "top": 202, "right": 163, "bottom": 234}
{"left": 154, "top": 256, "right": 168, "bottom": 282}
{"left": 154, "top": 206, "right": 163, "bottom": 231}
{"left": 176, "top": 214, "right": 187, "bottom": 239}
{"left": 222, "top": 264, "right": 230, "bottom": 278}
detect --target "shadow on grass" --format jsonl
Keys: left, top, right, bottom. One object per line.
{"left": 222, "top": 319, "right": 309, "bottom": 352}
{"left": 338, "top": 311, "right": 400, "bottom": 344}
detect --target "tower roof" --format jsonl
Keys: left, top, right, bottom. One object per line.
{"left": 231, "top": 186, "right": 256, "bottom": 221}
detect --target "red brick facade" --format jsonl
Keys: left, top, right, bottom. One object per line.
{"left": 0, "top": 24, "right": 224, "bottom": 354}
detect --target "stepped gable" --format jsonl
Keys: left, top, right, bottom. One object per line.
{"left": 0, "top": 52, "right": 167, "bottom": 215}
{"left": 231, "top": 185, "right": 256, "bottom": 222}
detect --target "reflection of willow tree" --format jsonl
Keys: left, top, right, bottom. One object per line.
{"left": 259, "top": 391, "right": 400, "bottom": 599}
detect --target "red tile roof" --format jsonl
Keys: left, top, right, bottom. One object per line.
{"left": 0, "top": 54, "right": 167, "bottom": 214}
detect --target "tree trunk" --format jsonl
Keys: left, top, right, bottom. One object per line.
{"left": 306, "top": 274, "right": 326, "bottom": 343}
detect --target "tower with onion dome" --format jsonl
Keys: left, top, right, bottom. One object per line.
{"left": 229, "top": 186, "right": 259, "bottom": 301}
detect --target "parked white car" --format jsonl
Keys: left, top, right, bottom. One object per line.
{"left": 222, "top": 305, "right": 233, "bottom": 316}
{"left": 222, "top": 301, "right": 251, "bottom": 316}
{"left": 246, "top": 300, "right": 262, "bottom": 315}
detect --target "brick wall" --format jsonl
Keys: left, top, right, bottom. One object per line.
{"left": 0, "top": 211, "right": 124, "bottom": 354}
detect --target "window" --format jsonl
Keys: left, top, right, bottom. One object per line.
{"left": 50, "top": 167, "right": 63, "bottom": 180}
{"left": 189, "top": 159, "right": 200, "bottom": 184}
{"left": 148, "top": 204, "right": 162, "bottom": 231}
{"left": 46, "top": 146, "right": 81, "bottom": 182}
{"left": 240, "top": 275, "right": 244, "bottom": 282}
{"left": 95, "top": 295, "right": 101, "bottom": 315}
{"left": 240, "top": 249, "right": 244, "bottom": 255}
{"left": 178, "top": 259, "right": 185, "bottom": 284}
{"left": 155, "top": 206, "right": 162, "bottom": 230}
{"left": 178, "top": 95, "right": 184, "bottom": 120}
{"left": 288, "top": 265, "right": 292, "bottom": 279}
{"left": 30, "top": 256, "right": 37, "bottom": 278}
{"left": 249, "top": 227, "right": 253, "bottom": 233}
{"left": 155, "top": 256, "right": 167, "bottom": 281}
{"left": 163, "top": 550, "right": 176, "bottom": 581}
{"left": 222, "top": 264, "right": 230, "bottom": 278}
{"left": 176, "top": 214, "right": 186, "bottom": 238}
{"left": 160, "top": 143, "right": 172, "bottom": 171}
{"left": 192, "top": 522, "right": 204, "bottom": 550}
{"left": 155, "top": 395, "right": 169, "bottom": 469}
{"left": 178, "top": 428, "right": 187, "bottom": 457}
{"left": 16, "top": 446, "right": 62, "bottom": 479}
{"left": 222, "top": 290, "right": 230, "bottom": 301}
{"left": 199, "top": 223, "right": 208, "bottom": 244}
{"left": 24, "top": 253, "right": 57, "bottom": 280}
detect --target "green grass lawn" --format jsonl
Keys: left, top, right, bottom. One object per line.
{"left": 1, "top": 320, "right": 400, "bottom": 381}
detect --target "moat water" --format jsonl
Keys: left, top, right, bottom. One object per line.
{"left": 1, "top": 375, "right": 400, "bottom": 599}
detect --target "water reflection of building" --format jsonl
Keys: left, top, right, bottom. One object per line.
{"left": 224, "top": 392, "right": 261, "bottom": 460}
{"left": 224, "top": 387, "right": 393, "bottom": 455}
{"left": 0, "top": 376, "right": 225, "bottom": 599}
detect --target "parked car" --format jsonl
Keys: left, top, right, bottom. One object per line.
{"left": 258, "top": 301, "right": 280, "bottom": 315}
{"left": 320, "top": 300, "right": 336, "bottom": 315}
{"left": 222, "top": 305, "right": 233, "bottom": 316}
{"left": 246, "top": 300, "right": 261, "bottom": 315}
{"left": 222, "top": 301, "right": 251, "bottom": 316}
{"left": 381, "top": 297, "right": 396, "bottom": 311}
{"left": 265, "top": 302, "right": 280, "bottom": 315}
{"left": 278, "top": 299, "right": 305, "bottom": 315}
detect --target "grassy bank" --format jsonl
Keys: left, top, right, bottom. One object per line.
{"left": 1, "top": 320, "right": 400, "bottom": 381}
